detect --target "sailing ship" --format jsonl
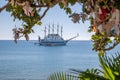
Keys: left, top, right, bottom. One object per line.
{"left": 35, "top": 24, "right": 79, "bottom": 46}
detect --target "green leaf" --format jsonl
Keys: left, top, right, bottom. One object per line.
{"left": 65, "top": 7, "right": 72, "bottom": 14}
{"left": 68, "top": 0, "right": 76, "bottom": 5}
{"left": 48, "top": 72, "right": 78, "bottom": 80}
{"left": 31, "top": 29, "right": 34, "bottom": 33}
{"left": 23, "top": 24, "right": 28, "bottom": 29}
{"left": 114, "top": 71, "right": 119, "bottom": 76}
{"left": 6, "top": 4, "right": 13, "bottom": 12}
{"left": 59, "top": 3, "right": 64, "bottom": 8}
{"left": 99, "top": 55, "right": 115, "bottom": 80}
{"left": 36, "top": 21, "right": 42, "bottom": 26}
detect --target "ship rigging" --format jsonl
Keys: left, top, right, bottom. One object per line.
{"left": 35, "top": 24, "right": 79, "bottom": 46}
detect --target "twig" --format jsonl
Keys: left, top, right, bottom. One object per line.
{"left": 104, "top": 42, "right": 120, "bottom": 51}
{"left": 0, "top": 2, "right": 9, "bottom": 12}
{"left": 31, "top": 4, "right": 47, "bottom": 8}
{"left": 39, "top": 7, "right": 50, "bottom": 20}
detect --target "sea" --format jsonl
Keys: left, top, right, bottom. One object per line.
{"left": 0, "top": 40, "right": 120, "bottom": 80}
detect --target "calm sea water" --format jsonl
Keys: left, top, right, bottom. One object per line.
{"left": 0, "top": 40, "right": 119, "bottom": 80}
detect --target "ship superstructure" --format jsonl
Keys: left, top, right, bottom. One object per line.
{"left": 35, "top": 24, "right": 79, "bottom": 46}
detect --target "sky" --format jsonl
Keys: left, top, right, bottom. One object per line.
{"left": 0, "top": 1, "right": 93, "bottom": 40}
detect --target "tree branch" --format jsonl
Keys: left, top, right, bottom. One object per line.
{"left": 39, "top": 7, "right": 50, "bottom": 20}
{"left": 0, "top": 2, "right": 9, "bottom": 12}
{"left": 104, "top": 42, "right": 120, "bottom": 51}
{"left": 31, "top": 4, "right": 47, "bottom": 8}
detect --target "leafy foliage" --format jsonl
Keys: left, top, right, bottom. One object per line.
{"left": 99, "top": 53, "right": 120, "bottom": 80}
{"left": 48, "top": 72, "right": 78, "bottom": 80}
{"left": 69, "top": 0, "right": 120, "bottom": 54}
{"left": 71, "top": 68, "right": 106, "bottom": 80}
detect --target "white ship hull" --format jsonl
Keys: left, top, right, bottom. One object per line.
{"left": 39, "top": 41, "right": 67, "bottom": 46}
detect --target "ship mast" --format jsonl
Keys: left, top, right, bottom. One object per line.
{"left": 48, "top": 24, "right": 50, "bottom": 34}
{"left": 52, "top": 24, "right": 54, "bottom": 34}
{"left": 38, "top": 36, "right": 41, "bottom": 43}
{"left": 61, "top": 26, "right": 63, "bottom": 37}
{"left": 44, "top": 26, "right": 46, "bottom": 39}
{"left": 57, "top": 24, "right": 59, "bottom": 34}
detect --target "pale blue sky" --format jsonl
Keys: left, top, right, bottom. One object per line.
{"left": 0, "top": 1, "right": 93, "bottom": 40}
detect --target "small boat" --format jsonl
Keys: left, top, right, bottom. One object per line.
{"left": 35, "top": 24, "right": 79, "bottom": 46}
